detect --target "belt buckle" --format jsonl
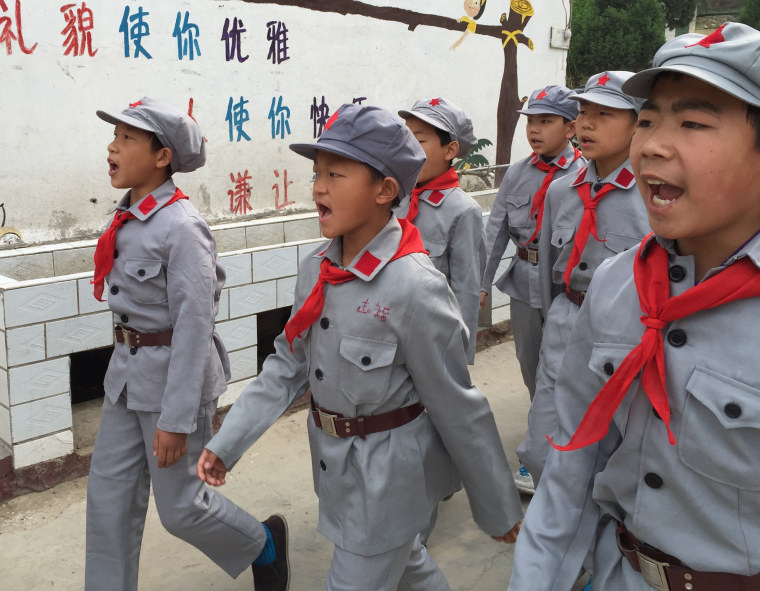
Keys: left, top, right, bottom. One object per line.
{"left": 527, "top": 249, "right": 539, "bottom": 265}
{"left": 637, "top": 551, "right": 670, "bottom": 591}
{"left": 118, "top": 326, "right": 134, "bottom": 348}
{"left": 317, "top": 409, "right": 339, "bottom": 437}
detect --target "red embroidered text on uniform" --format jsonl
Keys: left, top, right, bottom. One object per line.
{"left": 374, "top": 303, "right": 390, "bottom": 321}
{"left": 356, "top": 299, "right": 371, "bottom": 314}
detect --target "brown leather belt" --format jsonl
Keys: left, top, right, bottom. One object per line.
{"left": 516, "top": 246, "right": 539, "bottom": 265}
{"left": 616, "top": 521, "right": 760, "bottom": 591}
{"left": 566, "top": 287, "right": 586, "bottom": 306}
{"left": 115, "top": 325, "right": 173, "bottom": 348}
{"left": 310, "top": 396, "right": 424, "bottom": 439}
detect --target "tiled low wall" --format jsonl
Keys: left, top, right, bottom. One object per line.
{"left": 0, "top": 192, "right": 512, "bottom": 470}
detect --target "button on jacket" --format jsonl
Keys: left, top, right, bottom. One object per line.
{"left": 207, "top": 216, "right": 522, "bottom": 557}
{"left": 102, "top": 180, "right": 230, "bottom": 434}
{"left": 396, "top": 186, "right": 485, "bottom": 363}
{"left": 482, "top": 144, "right": 586, "bottom": 309}
{"left": 509, "top": 234, "right": 760, "bottom": 590}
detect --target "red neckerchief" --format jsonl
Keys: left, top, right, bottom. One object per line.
{"left": 284, "top": 218, "right": 427, "bottom": 351}
{"left": 91, "top": 188, "right": 188, "bottom": 301}
{"left": 551, "top": 234, "right": 760, "bottom": 451}
{"left": 403, "top": 167, "right": 459, "bottom": 223}
{"left": 524, "top": 148, "right": 582, "bottom": 245}
{"left": 561, "top": 180, "right": 617, "bottom": 290}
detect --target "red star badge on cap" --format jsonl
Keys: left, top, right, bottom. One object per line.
{"left": 128, "top": 100, "right": 142, "bottom": 109}
{"left": 429, "top": 98, "right": 441, "bottom": 107}
{"left": 536, "top": 89, "right": 548, "bottom": 100}
{"left": 324, "top": 110, "right": 340, "bottom": 131}
{"left": 596, "top": 73, "right": 611, "bottom": 86}
{"left": 686, "top": 23, "right": 726, "bottom": 48}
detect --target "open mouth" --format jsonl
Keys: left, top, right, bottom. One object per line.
{"left": 579, "top": 135, "right": 595, "bottom": 147}
{"left": 316, "top": 202, "right": 332, "bottom": 222}
{"left": 108, "top": 160, "right": 118, "bottom": 177}
{"left": 648, "top": 179, "right": 684, "bottom": 208}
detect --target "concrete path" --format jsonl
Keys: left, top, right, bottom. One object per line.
{"left": 0, "top": 340, "right": 539, "bottom": 590}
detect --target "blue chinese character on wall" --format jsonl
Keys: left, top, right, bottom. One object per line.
{"left": 226, "top": 96, "right": 251, "bottom": 142}
{"left": 173, "top": 11, "right": 200, "bottom": 60}
{"left": 119, "top": 5, "right": 151, "bottom": 59}
{"left": 268, "top": 96, "right": 291, "bottom": 140}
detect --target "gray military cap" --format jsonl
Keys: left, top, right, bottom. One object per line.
{"left": 623, "top": 22, "right": 760, "bottom": 108}
{"left": 97, "top": 97, "right": 206, "bottom": 173}
{"left": 398, "top": 97, "right": 477, "bottom": 158}
{"left": 289, "top": 103, "right": 426, "bottom": 201}
{"left": 571, "top": 71, "right": 646, "bottom": 113}
{"left": 517, "top": 85, "right": 580, "bottom": 120}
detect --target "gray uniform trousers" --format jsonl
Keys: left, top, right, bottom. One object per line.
{"left": 324, "top": 534, "right": 451, "bottom": 591}
{"left": 509, "top": 298, "right": 544, "bottom": 400}
{"left": 85, "top": 393, "right": 266, "bottom": 590}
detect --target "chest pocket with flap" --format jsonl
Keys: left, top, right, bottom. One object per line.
{"left": 338, "top": 335, "right": 397, "bottom": 406}
{"left": 680, "top": 366, "right": 760, "bottom": 490}
{"left": 124, "top": 258, "right": 167, "bottom": 304}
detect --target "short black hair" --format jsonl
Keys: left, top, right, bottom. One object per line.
{"left": 148, "top": 132, "right": 173, "bottom": 176}
{"left": 362, "top": 162, "right": 400, "bottom": 207}
{"left": 432, "top": 126, "right": 452, "bottom": 147}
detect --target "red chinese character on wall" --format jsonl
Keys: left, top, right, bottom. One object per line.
{"left": 0, "top": 0, "right": 37, "bottom": 55}
{"left": 272, "top": 169, "right": 294, "bottom": 210}
{"left": 229, "top": 170, "right": 253, "bottom": 215}
{"left": 60, "top": 2, "right": 97, "bottom": 57}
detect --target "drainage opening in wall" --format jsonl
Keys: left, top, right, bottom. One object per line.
{"left": 71, "top": 346, "right": 112, "bottom": 454}
{"left": 257, "top": 306, "right": 292, "bottom": 373}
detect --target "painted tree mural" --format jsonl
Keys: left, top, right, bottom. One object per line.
{"left": 242, "top": 0, "right": 535, "bottom": 183}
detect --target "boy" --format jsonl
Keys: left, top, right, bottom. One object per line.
{"left": 85, "top": 97, "right": 287, "bottom": 591}
{"left": 508, "top": 23, "right": 760, "bottom": 590}
{"left": 480, "top": 85, "right": 584, "bottom": 494}
{"left": 397, "top": 97, "right": 485, "bottom": 364}
{"left": 197, "top": 103, "right": 523, "bottom": 591}
{"left": 517, "top": 72, "right": 651, "bottom": 486}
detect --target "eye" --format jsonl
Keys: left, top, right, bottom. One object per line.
{"left": 637, "top": 118, "right": 653, "bottom": 129}
{"left": 682, "top": 120, "right": 706, "bottom": 130}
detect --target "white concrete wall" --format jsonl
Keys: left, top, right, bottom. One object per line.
{"left": 2, "top": 0, "right": 568, "bottom": 244}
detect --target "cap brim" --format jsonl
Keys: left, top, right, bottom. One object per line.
{"left": 517, "top": 105, "right": 576, "bottom": 119}
{"left": 569, "top": 94, "right": 637, "bottom": 111}
{"left": 397, "top": 110, "right": 449, "bottom": 134}
{"left": 96, "top": 110, "right": 157, "bottom": 134}
{"left": 623, "top": 64, "right": 760, "bottom": 108}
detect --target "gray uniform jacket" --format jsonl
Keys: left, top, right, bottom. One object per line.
{"left": 509, "top": 234, "right": 760, "bottom": 590}
{"left": 206, "top": 216, "right": 522, "bottom": 556}
{"left": 538, "top": 160, "right": 650, "bottom": 315}
{"left": 481, "top": 145, "right": 585, "bottom": 308}
{"left": 103, "top": 180, "right": 230, "bottom": 434}
{"left": 396, "top": 185, "right": 485, "bottom": 363}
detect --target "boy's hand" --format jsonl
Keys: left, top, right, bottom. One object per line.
{"left": 479, "top": 291, "right": 487, "bottom": 309}
{"left": 492, "top": 520, "right": 521, "bottom": 543}
{"left": 197, "top": 448, "right": 228, "bottom": 486}
{"left": 153, "top": 429, "right": 188, "bottom": 468}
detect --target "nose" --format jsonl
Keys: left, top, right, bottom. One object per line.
{"left": 633, "top": 123, "right": 671, "bottom": 161}
{"left": 107, "top": 139, "right": 116, "bottom": 154}
{"left": 312, "top": 172, "right": 326, "bottom": 196}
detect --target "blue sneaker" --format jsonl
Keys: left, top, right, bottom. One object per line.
{"left": 581, "top": 575, "right": 592, "bottom": 591}
{"left": 514, "top": 464, "right": 535, "bottom": 495}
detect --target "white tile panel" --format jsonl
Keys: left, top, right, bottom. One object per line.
{"left": 284, "top": 217, "right": 321, "bottom": 242}
{"left": 6, "top": 324, "right": 46, "bottom": 367}
{"left": 492, "top": 304, "right": 511, "bottom": 325}
{"left": 213, "top": 227, "right": 247, "bottom": 253}
{"left": 492, "top": 289, "right": 511, "bottom": 308}
{"left": 252, "top": 247, "right": 297, "bottom": 282}
{"left": 215, "top": 316, "right": 257, "bottom": 352}
{"left": 217, "top": 377, "right": 248, "bottom": 409}
{"left": 227, "top": 346, "right": 258, "bottom": 384}
{"left": 246, "top": 222, "right": 284, "bottom": 248}
{"left": 0, "top": 328, "right": 6, "bottom": 369}
{"left": 229, "top": 282, "right": 277, "bottom": 317}
{"left": 277, "top": 276, "right": 297, "bottom": 308}
{"left": 4, "top": 281, "right": 78, "bottom": 328}
{"left": 9, "top": 357, "right": 70, "bottom": 405}
{"left": 45, "top": 312, "right": 113, "bottom": 357}
{"left": 0, "top": 369, "right": 8, "bottom": 408}
{"left": 11, "top": 393, "right": 72, "bottom": 443}
{"left": 53, "top": 247, "right": 96, "bottom": 276}
{"left": 219, "top": 253, "right": 252, "bottom": 287}
{"left": 78, "top": 277, "right": 110, "bottom": 315}
{"left": 298, "top": 241, "right": 324, "bottom": 265}
{"left": 0, "top": 253, "right": 54, "bottom": 282}
{"left": 13, "top": 429, "right": 74, "bottom": 468}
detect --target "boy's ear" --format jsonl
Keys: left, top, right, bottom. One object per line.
{"left": 375, "top": 176, "right": 400, "bottom": 206}
{"left": 565, "top": 120, "right": 576, "bottom": 140}
{"left": 445, "top": 140, "right": 460, "bottom": 161}
{"left": 155, "top": 147, "right": 172, "bottom": 170}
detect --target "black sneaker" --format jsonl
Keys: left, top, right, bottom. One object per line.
{"left": 252, "top": 514, "right": 289, "bottom": 591}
